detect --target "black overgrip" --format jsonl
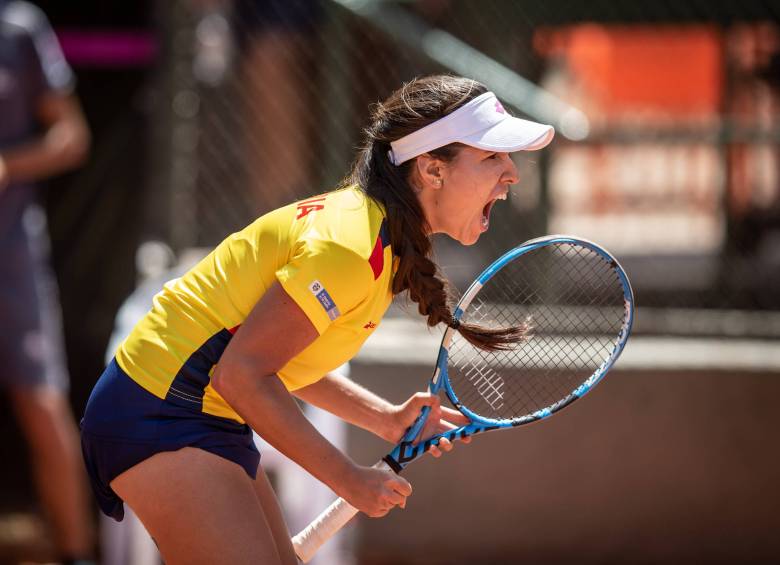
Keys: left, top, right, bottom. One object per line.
{"left": 382, "top": 454, "right": 404, "bottom": 474}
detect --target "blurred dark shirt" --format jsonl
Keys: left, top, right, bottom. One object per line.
{"left": 0, "top": 0, "right": 73, "bottom": 237}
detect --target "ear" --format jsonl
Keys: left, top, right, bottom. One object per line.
{"left": 414, "top": 153, "right": 446, "bottom": 190}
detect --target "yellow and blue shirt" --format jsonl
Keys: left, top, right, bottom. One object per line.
{"left": 115, "top": 186, "right": 394, "bottom": 423}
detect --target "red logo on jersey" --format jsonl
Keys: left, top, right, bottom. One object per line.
{"left": 296, "top": 196, "right": 327, "bottom": 219}
{"left": 363, "top": 321, "right": 377, "bottom": 329}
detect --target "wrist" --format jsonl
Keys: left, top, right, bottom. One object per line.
{"left": 328, "top": 457, "right": 362, "bottom": 498}
{"left": 377, "top": 403, "right": 405, "bottom": 443}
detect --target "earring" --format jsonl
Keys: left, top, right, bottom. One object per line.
{"left": 435, "top": 179, "right": 443, "bottom": 188}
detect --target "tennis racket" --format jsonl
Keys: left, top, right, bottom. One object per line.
{"left": 291, "top": 235, "right": 635, "bottom": 562}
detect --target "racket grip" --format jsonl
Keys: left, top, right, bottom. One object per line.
{"left": 291, "top": 496, "right": 358, "bottom": 563}
{"left": 291, "top": 460, "right": 393, "bottom": 563}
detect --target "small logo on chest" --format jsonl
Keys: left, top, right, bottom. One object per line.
{"left": 363, "top": 321, "right": 377, "bottom": 330}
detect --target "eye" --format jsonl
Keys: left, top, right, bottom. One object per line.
{"left": 486, "top": 152, "right": 499, "bottom": 160}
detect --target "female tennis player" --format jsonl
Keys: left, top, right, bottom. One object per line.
{"left": 80, "top": 74, "right": 553, "bottom": 565}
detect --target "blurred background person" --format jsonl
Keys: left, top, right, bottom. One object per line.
{"left": 0, "top": 1, "right": 95, "bottom": 563}
{"left": 232, "top": 0, "right": 323, "bottom": 215}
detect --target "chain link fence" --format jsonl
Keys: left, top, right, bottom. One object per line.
{"left": 149, "top": 0, "right": 780, "bottom": 338}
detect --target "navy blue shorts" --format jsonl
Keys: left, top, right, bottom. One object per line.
{"left": 80, "top": 359, "right": 260, "bottom": 521}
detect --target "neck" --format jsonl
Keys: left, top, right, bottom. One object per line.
{"left": 416, "top": 185, "right": 441, "bottom": 235}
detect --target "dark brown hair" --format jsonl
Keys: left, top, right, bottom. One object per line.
{"left": 346, "top": 75, "right": 526, "bottom": 351}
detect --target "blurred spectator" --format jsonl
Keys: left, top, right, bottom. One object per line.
{"left": 233, "top": 0, "right": 323, "bottom": 214}
{"left": 0, "top": 1, "right": 95, "bottom": 563}
{"left": 726, "top": 23, "right": 780, "bottom": 240}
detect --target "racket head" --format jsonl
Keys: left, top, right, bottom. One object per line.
{"left": 433, "top": 235, "right": 634, "bottom": 428}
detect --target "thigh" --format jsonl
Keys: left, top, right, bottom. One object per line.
{"left": 111, "top": 447, "right": 283, "bottom": 565}
{"left": 253, "top": 466, "right": 298, "bottom": 565}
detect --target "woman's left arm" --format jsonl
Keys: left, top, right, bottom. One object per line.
{"left": 293, "top": 372, "right": 396, "bottom": 441}
{"left": 293, "top": 372, "right": 470, "bottom": 455}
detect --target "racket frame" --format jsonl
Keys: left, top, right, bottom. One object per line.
{"left": 383, "top": 235, "right": 635, "bottom": 472}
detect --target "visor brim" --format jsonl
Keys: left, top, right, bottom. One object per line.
{"left": 459, "top": 116, "right": 555, "bottom": 153}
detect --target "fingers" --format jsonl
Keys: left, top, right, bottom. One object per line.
{"left": 384, "top": 489, "right": 407, "bottom": 509}
{"left": 424, "top": 432, "right": 473, "bottom": 457}
{"left": 395, "top": 393, "right": 441, "bottom": 442}
{"left": 426, "top": 435, "right": 454, "bottom": 457}
{"left": 411, "top": 394, "right": 469, "bottom": 432}
{"left": 398, "top": 392, "right": 472, "bottom": 457}
{"left": 440, "top": 406, "right": 470, "bottom": 426}
{"left": 415, "top": 405, "right": 443, "bottom": 443}
{"left": 431, "top": 421, "right": 471, "bottom": 443}
{"left": 410, "top": 391, "right": 441, "bottom": 410}
{"left": 387, "top": 475, "right": 413, "bottom": 497}
{"left": 348, "top": 466, "right": 415, "bottom": 517}
{"left": 373, "top": 476, "right": 411, "bottom": 516}
{"left": 418, "top": 412, "right": 468, "bottom": 444}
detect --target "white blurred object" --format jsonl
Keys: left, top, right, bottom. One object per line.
{"left": 100, "top": 510, "right": 159, "bottom": 565}
{"left": 193, "top": 9, "right": 232, "bottom": 86}
{"left": 134, "top": 240, "right": 176, "bottom": 282}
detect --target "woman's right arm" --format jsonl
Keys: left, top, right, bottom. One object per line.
{"left": 211, "top": 281, "right": 411, "bottom": 516}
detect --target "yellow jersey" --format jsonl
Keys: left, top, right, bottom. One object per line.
{"left": 115, "top": 186, "right": 394, "bottom": 423}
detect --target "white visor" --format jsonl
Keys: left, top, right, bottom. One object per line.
{"left": 388, "top": 91, "right": 555, "bottom": 166}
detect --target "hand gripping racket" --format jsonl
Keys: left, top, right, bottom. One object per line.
{"left": 291, "top": 235, "right": 635, "bottom": 562}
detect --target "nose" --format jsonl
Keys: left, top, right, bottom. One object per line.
{"left": 501, "top": 153, "right": 520, "bottom": 185}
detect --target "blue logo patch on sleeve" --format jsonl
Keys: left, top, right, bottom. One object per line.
{"left": 309, "top": 280, "right": 341, "bottom": 321}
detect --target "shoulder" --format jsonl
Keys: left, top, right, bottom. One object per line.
{"left": 1, "top": 1, "right": 50, "bottom": 36}
{"left": 295, "top": 236, "right": 374, "bottom": 279}
{"left": 1, "top": 1, "right": 73, "bottom": 92}
{"left": 296, "top": 186, "right": 386, "bottom": 260}
{"left": 276, "top": 234, "right": 375, "bottom": 334}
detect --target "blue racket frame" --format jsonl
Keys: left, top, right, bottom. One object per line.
{"left": 383, "top": 235, "right": 635, "bottom": 473}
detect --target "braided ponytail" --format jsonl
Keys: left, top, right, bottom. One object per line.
{"left": 346, "top": 76, "right": 528, "bottom": 351}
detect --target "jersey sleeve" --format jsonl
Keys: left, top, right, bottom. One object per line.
{"left": 276, "top": 236, "right": 373, "bottom": 335}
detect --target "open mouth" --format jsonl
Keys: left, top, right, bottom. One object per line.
{"left": 481, "top": 193, "right": 507, "bottom": 229}
{"left": 481, "top": 200, "right": 494, "bottom": 228}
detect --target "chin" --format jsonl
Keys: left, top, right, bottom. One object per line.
{"left": 454, "top": 232, "right": 480, "bottom": 246}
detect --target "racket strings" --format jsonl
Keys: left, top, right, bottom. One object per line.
{"left": 447, "top": 243, "right": 628, "bottom": 421}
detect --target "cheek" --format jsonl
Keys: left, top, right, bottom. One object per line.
{"left": 442, "top": 166, "right": 491, "bottom": 216}
{"left": 457, "top": 175, "right": 485, "bottom": 207}
{"left": 455, "top": 187, "right": 481, "bottom": 218}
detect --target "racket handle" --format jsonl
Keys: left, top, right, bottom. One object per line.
{"left": 291, "top": 460, "right": 393, "bottom": 563}
{"left": 291, "top": 496, "right": 357, "bottom": 563}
